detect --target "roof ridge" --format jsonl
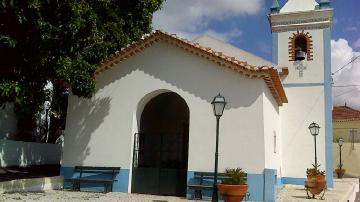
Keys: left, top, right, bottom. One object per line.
{"left": 193, "top": 33, "right": 276, "bottom": 67}
{"left": 95, "top": 30, "right": 288, "bottom": 106}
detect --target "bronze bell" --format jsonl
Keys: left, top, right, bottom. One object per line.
{"left": 296, "top": 48, "right": 307, "bottom": 61}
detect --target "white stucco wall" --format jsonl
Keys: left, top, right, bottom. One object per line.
{"left": 62, "top": 41, "right": 269, "bottom": 175}
{"left": 280, "top": 0, "right": 318, "bottom": 13}
{"left": 262, "top": 85, "right": 282, "bottom": 176}
{"left": 280, "top": 87, "right": 326, "bottom": 178}
{"left": 0, "top": 103, "right": 18, "bottom": 140}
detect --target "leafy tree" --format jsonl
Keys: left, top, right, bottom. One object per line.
{"left": 0, "top": 0, "right": 164, "bottom": 141}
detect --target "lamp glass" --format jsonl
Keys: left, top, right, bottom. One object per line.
{"left": 308, "top": 122, "right": 320, "bottom": 136}
{"left": 212, "top": 94, "right": 226, "bottom": 117}
{"left": 338, "top": 138, "right": 344, "bottom": 146}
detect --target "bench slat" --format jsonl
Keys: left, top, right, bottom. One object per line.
{"left": 188, "top": 185, "right": 213, "bottom": 189}
{"left": 65, "top": 166, "right": 120, "bottom": 193}
{"left": 194, "top": 172, "right": 228, "bottom": 176}
{"left": 67, "top": 179, "right": 113, "bottom": 183}
{"left": 194, "top": 176, "right": 229, "bottom": 179}
{"left": 74, "top": 166, "right": 120, "bottom": 171}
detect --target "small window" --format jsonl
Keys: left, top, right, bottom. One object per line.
{"left": 273, "top": 131, "right": 277, "bottom": 154}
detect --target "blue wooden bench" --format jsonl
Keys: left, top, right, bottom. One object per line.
{"left": 187, "top": 171, "right": 248, "bottom": 200}
{"left": 188, "top": 172, "right": 229, "bottom": 199}
{"left": 64, "top": 166, "right": 120, "bottom": 193}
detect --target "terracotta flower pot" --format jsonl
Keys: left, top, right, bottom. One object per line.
{"left": 307, "top": 174, "right": 325, "bottom": 182}
{"left": 305, "top": 175, "right": 326, "bottom": 195}
{"left": 335, "top": 169, "right": 345, "bottom": 178}
{"left": 218, "top": 184, "right": 248, "bottom": 202}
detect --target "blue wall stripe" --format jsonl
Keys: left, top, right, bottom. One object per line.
{"left": 60, "top": 166, "right": 129, "bottom": 192}
{"left": 272, "top": 33, "right": 278, "bottom": 64}
{"left": 61, "top": 166, "right": 279, "bottom": 201}
{"left": 283, "top": 83, "right": 324, "bottom": 88}
{"left": 324, "top": 28, "right": 334, "bottom": 188}
{"left": 281, "top": 177, "right": 306, "bottom": 185}
{"left": 187, "top": 170, "right": 276, "bottom": 201}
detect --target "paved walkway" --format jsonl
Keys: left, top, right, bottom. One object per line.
{"left": 0, "top": 191, "right": 206, "bottom": 202}
{"left": 0, "top": 178, "right": 358, "bottom": 202}
{"left": 277, "top": 178, "right": 359, "bottom": 202}
{"left": 356, "top": 178, "right": 360, "bottom": 202}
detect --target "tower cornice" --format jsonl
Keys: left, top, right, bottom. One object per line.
{"left": 269, "top": 8, "right": 333, "bottom": 33}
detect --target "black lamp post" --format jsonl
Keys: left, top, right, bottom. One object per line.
{"left": 211, "top": 94, "right": 226, "bottom": 202}
{"left": 338, "top": 138, "right": 344, "bottom": 170}
{"left": 308, "top": 122, "right": 320, "bottom": 166}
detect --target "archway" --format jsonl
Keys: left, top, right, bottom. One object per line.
{"left": 131, "top": 92, "right": 189, "bottom": 196}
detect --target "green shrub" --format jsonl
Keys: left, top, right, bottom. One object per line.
{"left": 222, "top": 168, "right": 247, "bottom": 185}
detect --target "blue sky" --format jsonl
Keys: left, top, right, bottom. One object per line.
{"left": 153, "top": 0, "right": 359, "bottom": 61}
{"left": 152, "top": 0, "right": 360, "bottom": 109}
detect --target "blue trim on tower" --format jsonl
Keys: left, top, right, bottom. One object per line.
{"left": 283, "top": 83, "right": 324, "bottom": 88}
{"left": 323, "top": 28, "right": 333, "bottom": 188}
{"left": 60, "top": 166, "right": 129, "bottom": 192}
{"left": 272, "top": 33, "right": 279, "bottom": 65}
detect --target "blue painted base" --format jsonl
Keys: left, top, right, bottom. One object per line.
{"left": 60, "top": 166, "right": 129, "bottom": 192}
{"left": 281, "top": 177, "right": 306, "bottom": 185}
{"left": 187, "top": 169, "right": 278, "bottom": 202}
{"left": 60, "top": 166, "right": 289, "bottom": 201}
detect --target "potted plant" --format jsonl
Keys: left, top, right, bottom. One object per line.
{"left": 218, "top": 168, "right": 248, "bottom": 202}
{"left": 305, "top": 164, "right": 326, "bottom": 197}
{"left": 335, "top": 164, "right": 345, "bottom": 179}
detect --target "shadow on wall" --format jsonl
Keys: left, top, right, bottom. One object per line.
{"left": 65, "top": 42, "right": 266, "bottom": 166}
{"left": 63, "top": 97, "right": 111, "bottom": 165}
{"left": 0, "top": 103, "right": 18, "bottom": 140}
{"left": 0, "top": 140, "right": 61, "bottom": 167}
{"left": 96, "top": 42, "right": 263, "bottom": 110}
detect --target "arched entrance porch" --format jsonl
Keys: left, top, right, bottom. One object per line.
{"left": 131, "top": 92, "right": 189, "bottom": 196}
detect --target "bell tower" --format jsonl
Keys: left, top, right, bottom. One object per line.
{"left": 268, "top": 0, "right": 334, "bottom": 187}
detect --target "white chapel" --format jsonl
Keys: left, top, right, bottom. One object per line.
{"left": 61, "top": 0, "right": 334, "bottom": 201}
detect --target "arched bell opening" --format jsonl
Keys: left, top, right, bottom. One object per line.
{"left": 289, "top": 30, "right": 313, "bottom": 61}
{"left": 295, "top": 36, "right": 308, "bottom": 61}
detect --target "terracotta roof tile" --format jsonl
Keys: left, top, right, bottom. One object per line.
{"left": 95, "top": 30, "right": 288, "bottom": 106}
{"left": 333, "top": 105, "right": 360, "bottom": 122}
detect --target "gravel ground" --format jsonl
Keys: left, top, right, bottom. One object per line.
{"left": 277, "top": 178, "right": 359, "bottom": 202}
{"left": 0, "top": 179, "right": 358, "bottom": 202}
{"left": 277, "top": 185, "right": 341, "bottom": 202}
{"left": 0, "top": 191, "right": 206, "bottom": 202}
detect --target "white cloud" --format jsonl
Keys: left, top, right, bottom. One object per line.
{"left": 152, "top": 0, "right": 263, "bottom": 39}
{"left": 203, "top": 28, "right": 242, "bottom": 42}
{"left": 354, "top": 38, "right": 360, "bottom": 48}
{"left": 332, "top": 39, "right": 360, "bottom": 110}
